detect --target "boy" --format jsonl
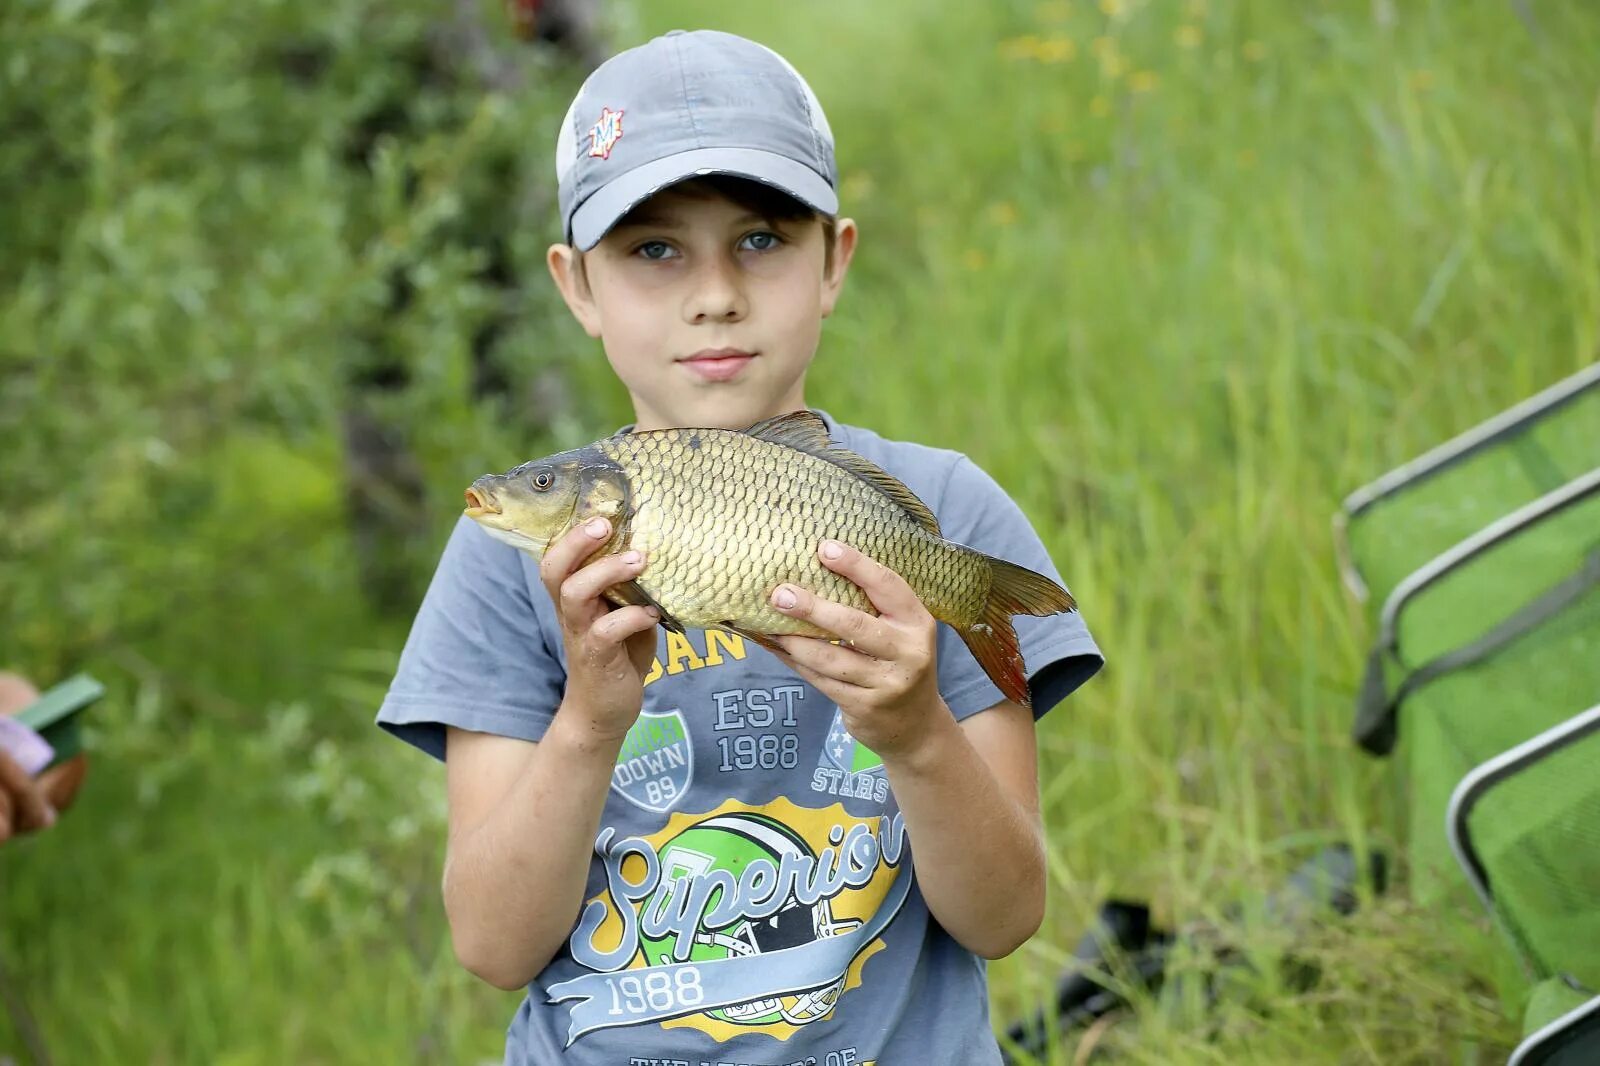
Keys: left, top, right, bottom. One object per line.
{"left": 377, "top": 28, "right": 1103, "bottom": 1065}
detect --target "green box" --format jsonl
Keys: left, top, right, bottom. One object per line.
{"left": 14, "top": 673, "right": 104, "bottom": 768}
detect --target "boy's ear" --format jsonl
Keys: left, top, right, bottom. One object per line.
{"left": 547, "top": 243, "right": 603, "bottom": 338}
{"left": 820, "top": 218, "right": 858, "bottom": 319}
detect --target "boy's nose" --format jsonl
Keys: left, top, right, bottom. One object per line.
{"left": 683, "top": 259, "right": 748, "bottom": 324}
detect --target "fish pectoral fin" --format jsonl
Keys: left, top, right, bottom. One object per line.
{"left": 720, "top": 623, "right": 786, "bottom": 657}
{"left": 609, "top": 581, "right": 685, "bottom": 634}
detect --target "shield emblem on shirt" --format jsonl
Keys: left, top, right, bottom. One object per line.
{"left": 818, "top": 708, "right": 884, "bottom": 774}
{"left": 610, "top": 708, "right": 694, "bottom": 813}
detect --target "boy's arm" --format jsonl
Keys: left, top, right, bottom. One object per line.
{"left": 440, "top": 518, "right": 659, "bottom": 989}
{"left": 769, "top": 541, "right": 1048, "bottom": 958}
{"left": 442, "top": 716, "right": 626, "bottom": 988}
{"left": 885, "top": 698, "right": 1045, "bottom": 958}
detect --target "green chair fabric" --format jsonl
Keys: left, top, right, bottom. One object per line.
{"left": 1350, "top": 470, "right": 1600, "bottom": 758}
{"left": 1448, "top": 704, "right": 1600, "bottom": 988}
{"left": 1337, "top": 363, "right": 1600, "bottom": 614}
{"left": 1522, "top": 978, "right": 1594, "bottom": 1046}
{"left": 1336, "top": 363, "right": 1600, "bottom": 756}
{"left": 1510, "top": 992, "right": 1600, "bottom": 1066}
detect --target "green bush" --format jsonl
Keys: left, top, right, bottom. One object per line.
{"left": 1, "top": 0, "right": 594, "bottom": 691}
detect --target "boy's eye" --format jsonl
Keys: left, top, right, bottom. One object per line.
{"left": 739, "top": 231, "right": 783, "bottom": 252}
{"left": 635, "top": 240, "right": 678, "bottom": 261}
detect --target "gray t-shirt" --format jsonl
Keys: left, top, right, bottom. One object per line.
{"left": 377, "top": 414, "right": 1104, "bottom": 1065}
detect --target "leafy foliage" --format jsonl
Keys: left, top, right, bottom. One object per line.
{"left": 1, "top": 0, "right": 592, "bottom": 687}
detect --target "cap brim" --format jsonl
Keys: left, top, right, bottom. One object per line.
{"left": 568, "top": 147, "right": 839, "bottom": 250}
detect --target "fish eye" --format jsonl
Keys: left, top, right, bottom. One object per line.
{"left": 533, "top": 470, "right": 554, "bottom": 490}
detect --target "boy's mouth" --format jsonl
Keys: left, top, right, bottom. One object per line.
{"left": 680, "top": 348, "right": 757, "bottom": 382}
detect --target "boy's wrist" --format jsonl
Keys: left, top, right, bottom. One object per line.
{"left": 549, "top": 699, "right": 636, "bottom": 756}
{"left": 873, "top": 697, "right": 961, "bottom": 774}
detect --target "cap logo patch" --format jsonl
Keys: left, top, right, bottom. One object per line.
{"left": 587, "top": 107, "right": 625, "bottom": 160}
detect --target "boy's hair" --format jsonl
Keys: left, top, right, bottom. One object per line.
{"left": 570, "top": 175, "right": 839, "bottom": 288}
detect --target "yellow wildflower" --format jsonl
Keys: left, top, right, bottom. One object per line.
{"left": 1130, "top": 70, "right": 1160, "bottom": 93}
{"left": 1242, "top": 40, "right": 1268, "bottom": 61}
{"left": 841, "top": 171, "right": 875, "bottom": 204}
{"left": 1038, "top": 35, "right": 1077, "bottom": 63}
{"left": 1175, "top": 24, "right": 1203, "bottom": 49}
{"left": 987, "top": 201, "right": 1019, "bottom": 226}
{"left": 1091, "top": 36, "right": 1127, "bottom": 77}
{"left": 1098, "top": 0, "right": 1127, "bottom": 16}
{"left": 998, "top": 35, "right": 1044, "bottom": 61}
{"left": 1089, "top": 95, "right": 1111, "bottom": 117}
{"left": 963, "top": 248, "right": 988, "bottom": 271}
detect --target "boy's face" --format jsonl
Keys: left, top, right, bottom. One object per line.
{"left": 548, "top": 184, "right": 856, "bottom": 432}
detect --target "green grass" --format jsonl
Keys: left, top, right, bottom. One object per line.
{"left": 5, "top": 0, "right": 1599, "bottom": 1062}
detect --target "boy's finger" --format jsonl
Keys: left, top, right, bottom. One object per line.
{"left": 773, "top": 641, "right": 872, "bottom": 703}
{"left": 774, "top": 634, "right": 876, "bottom": 687}
{"left": 770, "top": 583, "right": 893, "bottom": 658}
{"left": 816, "top": 541, "right": 926, "bottom": 620}
{"left": 591, "top": 604, "right": 661, "bottom": 645}
{"left": 0, "top": 752, "right": 53, "bottom": 833}
{"left": 561, "top": 551, "right": 647, "bottom": 618}
{"left": 539, "top": 518, "right": 613, "bottom": 601}
{"left": 38, "top": 755, "right": 87, "bottom": 813}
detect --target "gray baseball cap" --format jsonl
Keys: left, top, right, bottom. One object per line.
{"left": 554, "top": 29, "right": 839, "bottom": 251}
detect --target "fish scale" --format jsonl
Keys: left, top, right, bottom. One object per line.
{"left": 596, "top": 429, "right": 979, "bottom": 635}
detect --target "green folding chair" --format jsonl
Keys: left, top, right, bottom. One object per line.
{"left": 1336, "top": 365, "right": 1600, "bottom": 753}
{"left": 1354, "top": 468, "right": 1600, "bottom": 897}
{"left": 1332, "top": 364, "right": 1600, "bottom": 1061}
{"left": 1448, "top": 704, "right": 1600, "bottom": 1065}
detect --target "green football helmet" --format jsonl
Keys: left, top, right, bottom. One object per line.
{"left": 639, "top": 812, "right": 862, "bottom": 1026}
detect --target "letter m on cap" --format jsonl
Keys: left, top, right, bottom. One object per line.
{"left": 587, "top": 106, "right": 625, "bottom": 160}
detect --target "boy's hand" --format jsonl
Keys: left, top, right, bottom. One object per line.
{"left": 540, "top": 518, "right": 659, "bottom": 741}
{"left": 769, "top": 540, "right": 944, "bottom": 758}
{"left": 0, "top": 748, "right": 57, "bottom": 844}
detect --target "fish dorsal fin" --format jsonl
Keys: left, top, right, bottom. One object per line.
{"left": 743, "top": 411, "right": 942, "bottom": 535}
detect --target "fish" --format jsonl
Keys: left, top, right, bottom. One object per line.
{"left": 463, "top": 411, "right": 1076, "bottom": 706}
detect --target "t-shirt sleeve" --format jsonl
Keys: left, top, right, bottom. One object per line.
{"left": 374, "top": 515, "right": 568, "bottom": 762}
{"left": 933, "top": 457, "right": 1104, "bottom": 721}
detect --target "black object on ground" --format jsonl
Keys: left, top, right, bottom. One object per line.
{"left": 1002, "top": 843, "right": 1386, "bottom": 1064}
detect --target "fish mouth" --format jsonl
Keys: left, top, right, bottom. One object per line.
{"left": 464, "top": 485, "right": 502, "bottom": 518}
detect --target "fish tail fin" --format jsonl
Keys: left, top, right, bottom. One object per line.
{"left": 955, "top": 556, "right": 1077, "bottom": 709}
